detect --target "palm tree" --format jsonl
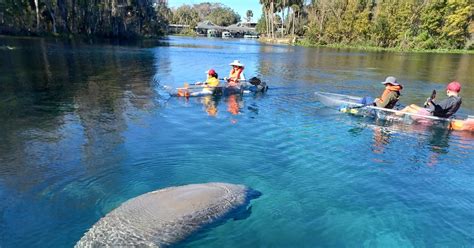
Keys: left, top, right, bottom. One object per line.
{"left": 290, "top": 4, "right": 300, "bottom": 36}
{"left": 246, "top": 10, "right": 253, "bottom": 22}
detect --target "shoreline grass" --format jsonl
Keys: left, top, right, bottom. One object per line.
{"left": 295, "top": 38, "right": 474, "bottom": 54}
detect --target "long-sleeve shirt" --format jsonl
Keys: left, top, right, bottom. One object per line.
{"left": 428, "top": 95, "right": 462, "bottom": 118}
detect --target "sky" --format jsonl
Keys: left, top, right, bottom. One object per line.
{"left": 167, "top": 0, "right": 262, "bottom": 22}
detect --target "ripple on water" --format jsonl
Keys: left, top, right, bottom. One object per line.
{"left": 1, "top": 37, "right": 474, "bottom": 248}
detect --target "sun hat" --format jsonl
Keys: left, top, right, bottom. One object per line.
{"left": 205, "top": 69, "right": 216, "bottom": 75}
{"left": 446, "top": 81, "right": 461, "bottom": 92}
{"left": 229, "top": 60, "right": 244, "bottom": 67}
{"left": 381, "top": 76, "right": 400, "bottom": 86}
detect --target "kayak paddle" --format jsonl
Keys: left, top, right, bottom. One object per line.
{"left": 424, "top": 90, "right": 436, "bottom": 107}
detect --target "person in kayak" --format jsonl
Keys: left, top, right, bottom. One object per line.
{"left": 193, "top": 69, "right": 220, "bottom": 96}
{"left": 397, "top": 81, "right": 462, "bottom": 118}
{"left": 226, "top": 60, "right": 245, "bottom": 87}
{"left": 361, "top": 76, "right": 403, "bottom": 109}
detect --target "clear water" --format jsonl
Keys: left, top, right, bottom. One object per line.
{"left": 1, "top": 36, "right": 473, "bottom": 247}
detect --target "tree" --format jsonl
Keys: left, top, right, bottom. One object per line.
{"left": 246, "top": 10, "right": 253, "bottom": 22}
{"left": 256, "top": 0, "right": 472, "bottom": 50}
{"left": 172, "top": 5, "right": 200, "bottom": 27}
{"left": 0, "top": 0, "right": 170, "bottom": 38}
{"left": 206, "top": 6, "right": 240, "bottom": 26}
{"left": 440, "top": 0, "right": 473, "bottom": 49}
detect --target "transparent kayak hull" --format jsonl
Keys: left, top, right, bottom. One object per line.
{"left": 314, "top": 91, "right": 474, "bottom": 132}
{"left": 174, "top": 83, "right": 268, "bottom": 97}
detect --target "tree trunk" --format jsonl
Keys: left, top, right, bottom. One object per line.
{"left": 58, "top": 0, "right": 69, "bottom": 32}
{"left": 45, "top": 1, "right": 57, "bottom": 33}
{"left": 72, "top": 0, "right": 77, "bottom": 33}
{"left": 286, "top": 5, "right": 290, "bottom": 35}
{"left": 267, "top": 8, "right": 270, "bottom": 37}
{"left": 281, "top": 0, "right": 285, "bottom": 37}
{"left": 270, "top": 1, "right": 274, "bottom": 38}
{"left": 292, "top": 12, "right": 295, "bottom": 36}
{"left": 34, "top": 0, "right": 40, "bottom": 31}
{"left": 265, "top": 8, "right": 270, "bottom": 36}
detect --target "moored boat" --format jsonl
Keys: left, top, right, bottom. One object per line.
{"left": 314, "top": 91, "right": 474, "bottom": 132}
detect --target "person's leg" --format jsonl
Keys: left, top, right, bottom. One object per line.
{"left": 396, "top": 104, "right": 422, "bottom": 115}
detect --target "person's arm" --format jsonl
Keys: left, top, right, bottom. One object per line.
{"left": 375, "top": 92, "right": 395, "bottom": 108}
{"left": 430, "top": 98, "right": 453, "bottom": 115}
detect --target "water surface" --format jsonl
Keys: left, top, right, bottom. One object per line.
{"left": 0, "top": 36, "right": 473, "bottom": 247}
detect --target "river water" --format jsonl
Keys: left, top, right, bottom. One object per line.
{"left": 0, "top": 36, "right": 473, "bottom": 247}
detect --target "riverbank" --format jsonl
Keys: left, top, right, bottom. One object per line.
{"left": 259, "top": 36, "right": 474, "bottom": 54}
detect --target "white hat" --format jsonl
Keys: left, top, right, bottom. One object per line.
{"left": 229, "top": 60, "right": 244, "bottom": 67}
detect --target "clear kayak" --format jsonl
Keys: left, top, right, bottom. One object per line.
{"left": 314, "top": 91, "right": 474, "bottom": 132}
{"left": 172, "top": 81, "right": 268, "bottom": 97}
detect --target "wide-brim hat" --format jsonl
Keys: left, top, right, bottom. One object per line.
{"left": 229, "top": 60, "right": 244, "bottom": 67}
{"left": 381, "top": 76, "right": 400, "bottom": 86}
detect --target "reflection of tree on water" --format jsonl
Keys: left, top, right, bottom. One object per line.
{"left": 0, "top": 37, "right": 158, "bottom": 192}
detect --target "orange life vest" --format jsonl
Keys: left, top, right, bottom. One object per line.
{"left": 229, "top": 67, "right": 244, "bottom": 83}
{"left": 379, "top": 85, "right": 402, "bottom": 99}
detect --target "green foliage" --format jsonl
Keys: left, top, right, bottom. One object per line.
{"left": 171, "top": 5, "right": 200, "bottom": 27}
{"left": 256, "top": 15, "right": 267, "bottom": 34}
{"left": 246, "top": 10, "right": 254, "bottom": 22}
{"left": 169, "top": 3, "right": 240, "bottom": 27}
{"left": 207, "top": 7, "right": 240, "bottom": 26}
{"left": 0, "top": 0, "right": 170, "bottom": 38}
{"left": 261, "top": 0, "right": 474, "bottom": 50}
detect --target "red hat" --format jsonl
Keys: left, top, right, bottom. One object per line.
{"left": 446, "top": 81, "right": 461, "bottom": 92}
{"left": 206, "top": 69, "right": 216, "bottom": 75}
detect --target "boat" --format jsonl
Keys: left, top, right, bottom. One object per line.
{"left": 222, "top": 31, "right": 232, "bottom": 39}
{"left": 173, "top": 78, "right": 268, "bottom": 98}
{"left": 243, "top": 34, "right": 259, "bottom": 39}
{"left": 314, "top": 91, "right": 474, "bottom": 132}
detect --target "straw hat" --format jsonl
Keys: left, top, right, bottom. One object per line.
{"left": 229, "top": 60, "right": 244, "bottom": 67}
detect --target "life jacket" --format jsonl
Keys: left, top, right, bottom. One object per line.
{"left": 378, "top": 85, "right": 402, "bottom": 109}
{"left": 205, "top": 76, "right": 220, "bottom": 88}
{"left": 229, "top": 67, "right": 244, "bottom": 83}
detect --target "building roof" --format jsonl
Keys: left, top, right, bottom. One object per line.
{"left": 196, "top": 21, "right": 225, "bottom": 30}
{"left": 226, "top": 22, "right": 256, "bottom": 32}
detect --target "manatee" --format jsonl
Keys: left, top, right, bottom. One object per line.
{"left": 75, "top": 182, "right": 261, "bottom": 247}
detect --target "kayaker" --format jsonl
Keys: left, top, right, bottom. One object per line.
{"left": 397, "top": 81, "right": 462, "bottom": 118}
{"left": 193, "top": 69, "right": 220, "bottom": 96}
{"left": 226, "top": 60, "right": 245, "bottom": 87}
{"left": 361, "top": 76, "right": 403, "bottom": 109}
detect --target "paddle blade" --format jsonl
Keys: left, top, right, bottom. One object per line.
{"left": 431, "top": 90, "right": 436, "bottom": 100}
{"left": 424, "top": 90, "right": 437, "bottom": 107}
